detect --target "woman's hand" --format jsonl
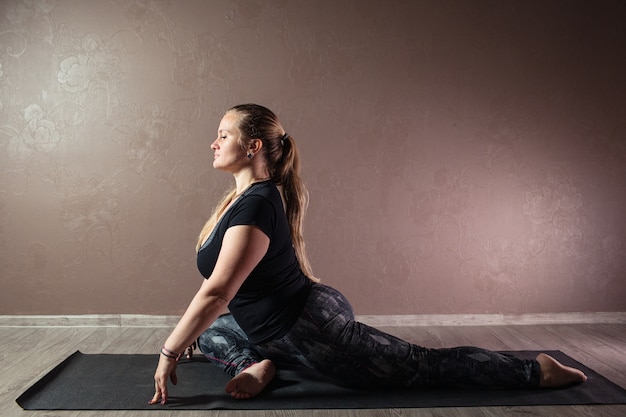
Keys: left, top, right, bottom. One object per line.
{"left": 149, "top": 354, "right": 179, "bottom": 405}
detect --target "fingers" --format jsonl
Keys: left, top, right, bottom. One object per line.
{"left": 186, "top": 341, "right": 197, "bottom": 359}
{"left": 149, "top": 371, "right": 177, "bottom": 405}
{"left": 149, "top": 373, "right": 169, "bottom": 405}
{"left": 148, "top": 381, "right": 167, "bottom": 405}
{"left": 148, "top": 389, "right": 161, "bottom": 405}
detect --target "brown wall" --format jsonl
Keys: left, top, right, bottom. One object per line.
{"left": 1, "top": 0, "right": 625, "bottom": 315}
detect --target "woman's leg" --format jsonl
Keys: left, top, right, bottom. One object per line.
{"left": 198, "top": 313, "right": 264, "bottom": 376}
{"left": 260, "top": 284, "right": 544, "bottom": 389}
{"left": 198, "top": 313, "right": 276, "bottom": 399}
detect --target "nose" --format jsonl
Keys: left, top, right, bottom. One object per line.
{"left": 210, "top": 138, "right": 219, "bottom": 150}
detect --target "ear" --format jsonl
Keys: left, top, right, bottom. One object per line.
{"left": 248, "top": 138, "right": 263, "bottom": 155}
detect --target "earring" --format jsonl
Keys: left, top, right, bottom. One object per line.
{"left": 247, "top": 152, "right": 254, "bottom": 159}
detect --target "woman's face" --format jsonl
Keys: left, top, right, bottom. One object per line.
{"left": 211, "top": 111, "right": 247, "bottom": 172}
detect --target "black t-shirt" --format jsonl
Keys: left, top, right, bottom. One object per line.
{"left": 197, "top": 180, "right": 312, "bottom": 343}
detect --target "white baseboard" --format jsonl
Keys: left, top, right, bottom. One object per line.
{"left": 0, "top": 312, "right": 624, "bottom": 328}
{"left": 0, "top": 314, "right": 180, "bottom": 328}
{"left": 355, "top": 312, "right": 626, "bottom": 327}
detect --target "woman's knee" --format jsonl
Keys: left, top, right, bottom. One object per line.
{"left": 198, "top": 314, "right": 245, "bottom": 354}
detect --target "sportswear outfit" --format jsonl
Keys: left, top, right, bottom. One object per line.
{"left": 196, "top": 180, "right": 540, "bottom": 388}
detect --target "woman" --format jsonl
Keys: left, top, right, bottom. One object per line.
{"left": 150, "top": 104, "right": 586, "bottom": 405}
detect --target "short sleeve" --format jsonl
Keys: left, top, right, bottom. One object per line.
{"left": 227, "top": 195, "right": 276, "bottom": 238}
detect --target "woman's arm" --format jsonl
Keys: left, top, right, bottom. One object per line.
{"left": 163, "top": 224, "right": 269, "bottom": 352}
{"left": 150, "top": 225, "right": 270, "bottom": 405}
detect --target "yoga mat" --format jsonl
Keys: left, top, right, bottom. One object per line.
{"left": 16, "top": 350, "right": 626, "bottom": 410}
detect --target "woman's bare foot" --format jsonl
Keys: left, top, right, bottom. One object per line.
{"left": 536, "top": 353, "right": 587, "bottom": 387}
{"left": 225, "top": 359, "right": 276, "bottom": 399}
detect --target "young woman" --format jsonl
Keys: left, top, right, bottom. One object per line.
{"left": 150, "top": 104, "right": 586, "bottom": 405}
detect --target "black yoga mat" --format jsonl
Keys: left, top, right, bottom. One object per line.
{"left": 16, "top": 350, "right": 626, "bottom": 410}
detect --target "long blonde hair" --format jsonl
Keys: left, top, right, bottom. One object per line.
{"left": 196, "top": 104, "right": 318, "bottom": 282}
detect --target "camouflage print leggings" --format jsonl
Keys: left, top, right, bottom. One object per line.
{"left": 198, "top": 283, "right": 541, "bottom": 389}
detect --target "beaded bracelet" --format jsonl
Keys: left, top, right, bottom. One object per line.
{"left": 161, "top": 346, "right": 182, "bottom": 361}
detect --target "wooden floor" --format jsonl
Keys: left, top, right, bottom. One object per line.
{"left": 2, "top": 323, "right": 625, "bottom": 417}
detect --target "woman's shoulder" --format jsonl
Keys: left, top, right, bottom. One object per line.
{"left": 235, "top": 181, "right": 281, "bottom": 212}
{"left": 229, "top": 181, "right": 283, "bottom": 235}
{"left": 247, "top": 180, "right": 280, "bottom": 201}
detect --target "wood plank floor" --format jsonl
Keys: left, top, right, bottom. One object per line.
{"left": 2, "top": 323, "right": 625, "bottom": 417}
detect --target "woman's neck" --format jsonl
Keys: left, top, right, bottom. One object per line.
{"left": 233, "top": 169, "right": 271, "bottom": 195}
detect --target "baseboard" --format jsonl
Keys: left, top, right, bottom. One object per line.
{"left": 0, "top": 312, "right": 624, "bottom": 328}
{"left": 355, "top": 312, "right": 626, "bottom": 327}
{"left": 0, "top": 314, "right": 180, "bottom": 328}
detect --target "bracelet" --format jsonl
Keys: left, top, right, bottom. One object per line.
{"left": 161, "top": 346, "right": 182, "bottom": 361}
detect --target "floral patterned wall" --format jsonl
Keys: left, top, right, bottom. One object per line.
{"left": 0, "top": 0, "right": 624, "bottom": 315}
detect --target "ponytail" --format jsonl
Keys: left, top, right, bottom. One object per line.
{"left": 273, "top": 134, "right": 319, "bottom": 282}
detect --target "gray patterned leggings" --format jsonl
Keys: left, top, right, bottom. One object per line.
{"left": 198, "top": 283, "right": 540, "bottom": 389}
